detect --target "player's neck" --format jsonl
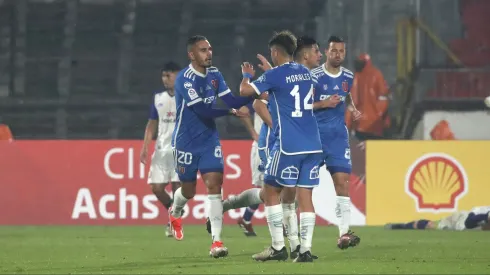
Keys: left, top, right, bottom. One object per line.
{"left": 296, "top": 60, "right": 313, "bottom": 70}
{"left": 275, "top": 56, "right": 293, "bottom": 67}
{"left": 190, "top": 62, "right": 207, "bottom": 75}
{"left": 324, "top": 62, "right": 340, "bottom": 75}
{"left": 167, "top": 89, "right": 175, "bottom": 96}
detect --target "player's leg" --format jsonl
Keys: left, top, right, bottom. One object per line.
{"left": 292, "top": 153, "right": 322, "bottom": 263}
{"left": 169, "top": 148, "right": 199, "bottom": 241}
{"left": 199, "top": 144, "right": 228, "bottom": 258}
{"left": 252, "top": 150, "right": 290, "bottom": 262}
{"left": 385, "top": 219, "right": 435, "bottom": 230}
{"left": 280, "top": 187, "right": 300, "bottom": 257}
{"left": 219, "top": 146, "right": 265, "bottom": 236}
{"left": 147, "top": 150, "right": 173, "bottom": 237}
{"left": 325, "top": 138, "right": 360, "bottom": 249}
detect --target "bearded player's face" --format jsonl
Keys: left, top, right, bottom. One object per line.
{"left": 326, "top": 42, "right": 346, "bottom": 68}
{"left": 190, "top": 40, "right": 213, "bottom": 68}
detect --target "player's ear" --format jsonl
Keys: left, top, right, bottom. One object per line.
{"left": 188, "top": 51, "right": 195, "bottom": 61}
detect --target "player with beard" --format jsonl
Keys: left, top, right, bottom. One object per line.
{"left": 311, "top": 35, "right": 362, "bottom": 250}
{"left": 169, "top": 35, "right": 254, "bottom": 258}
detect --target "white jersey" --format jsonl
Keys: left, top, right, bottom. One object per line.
{"left": 253, "top": 112, "right": 263, "bottom": 137}
{"left": 150, "top": 91, "right": 176, "bottom": 151}
{"left": 437, "top": 205, "right": 490, "bottom": 231}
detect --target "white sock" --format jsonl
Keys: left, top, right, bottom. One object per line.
{"left": 222, "top": 188, "right": 262, "bottom": 212}
{"left": 171, "top": 187, "right": 188, "bottom": 218}
{"left": 299, "top": 212, "right": 316, "bottom": 254}
{"left": 282, "top": 203, "right": 300, "bottom": 251}
{"left": 265, "top": 204, "right": 285, "bottom": 251}
{"left": 336, "top": 196, "right": 351, "bottom": 236}
{"left": 208, "top": 194, "right": 223, "bottom": 242}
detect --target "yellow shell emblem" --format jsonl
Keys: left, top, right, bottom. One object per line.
{"left": 405, "top": 153, "right": 468, "bottom": 212}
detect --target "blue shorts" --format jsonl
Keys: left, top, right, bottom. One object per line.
{"left": 264, "top": 145, "right": 323, "bottom": 189}
{"left": 257, "top": 147, "right": 269, "bottom": 172}
{"left": 173, "top": 140, "right": 224, "bottom": 182}
{"left": 321, "top": 129, "right": 352, "bottom": 175}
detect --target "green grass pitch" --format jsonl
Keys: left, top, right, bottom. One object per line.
{"left": 0, "top": 225, "right": 488, "bottom": 274}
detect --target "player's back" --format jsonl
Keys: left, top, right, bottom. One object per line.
{"left": 172, "top": 65, "right": 220, "bottom": 149}
{"left": 311, "top": 66, "right": 354, "bottom": 133}
{"left": 267, "top": 62, "right": 322, "bottom": 155}
{"left": 153, "top": 90, "right": 177, "bottom": 150}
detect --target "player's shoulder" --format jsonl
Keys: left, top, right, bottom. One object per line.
{"left": 311, "top": 65, "right": 325, "bottom": 78}
{"left": 177, "top": 65, "right": 198, "bottom": 82}
{"left": 341, "top": 67, "right": 354, "bottom": 79}
{"left": 207, "top": 66, "right": 220, "bottom": 74}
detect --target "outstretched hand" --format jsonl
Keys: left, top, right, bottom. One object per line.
{"left": 256, "top": 54, "right": 272, "bottom": 71}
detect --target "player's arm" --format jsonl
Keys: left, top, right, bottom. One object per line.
{"left": 240, "top": 62, "right": 272, "bottom": 99}
{"left": 140, "top": 103, "right": 158, "bottom": 164}
{"left": 312, "top": 77, "right": 340, "bottom": 110}
{"left": 216, "top": 72, "right": 254, "bottom": 108}
{"left": 237, "top": 105, "right": 259, "bottom": 141}
{"left": 253, "top": 99, "right": 272, "bottom": 128}
{"left": 180, "top": 77, "right": 233, "bottom": 118}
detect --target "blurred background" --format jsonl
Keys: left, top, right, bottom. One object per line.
{"left": 1, "top": 0, "right": 488, "bottom": 141}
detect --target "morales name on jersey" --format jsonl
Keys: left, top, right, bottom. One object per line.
{"left": 250, "top": 62, "right": 322, "bottom": 155}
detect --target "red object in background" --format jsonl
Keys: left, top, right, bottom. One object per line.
{"left": 0, "top": 141, "right": 367, "bottom": 226}
{"left": 430, "top": 120, "right": 456, "bottom": 140}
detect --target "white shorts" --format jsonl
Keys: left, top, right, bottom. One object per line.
{"left": 251, "top": 141, "right": 264, "bottom": 187}
{"left": 147, "top": 149, "right": 179, "bottom": 184}
{"left": 437, "top": 211, "right": 469, "bottom": 231}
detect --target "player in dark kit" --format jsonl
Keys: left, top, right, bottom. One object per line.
{"left": 311, "top": 36, "right": 362, "bottom": 249}
{"left": 240, "top": 31, "right": 323, "bottom": 263}
{"left": 169, "top": 35, "right": 252, "bottom": 258}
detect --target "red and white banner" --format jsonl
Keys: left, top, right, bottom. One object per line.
{"left": 0, "top": 140, "right": 366, "bottom": 225}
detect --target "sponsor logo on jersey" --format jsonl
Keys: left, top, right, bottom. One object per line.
{"left": 188, "top": 88, "right": 198, "bottom": 100}
{"left": 211, "top": 79, "right": 219, "bottom": 90}
{"left": 405, "top": 153, "right": 468, "bottom": 213}
{"left": 342, "top": 81, "right": 349, "bottom": 92}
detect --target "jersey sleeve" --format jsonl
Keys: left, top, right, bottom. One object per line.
{"left": 216, "top": 72, "right": 231, "bottom": 97}
{"left": 149, "top": 99, "right": 158, "bottom": 120}
{"left": 250, "top": 70, "right": 274, "bottom": 96}
{"left": 177, "top": 76, "right": 203, "bottom": 107}
{"left": 312, "top": 75, "right": 323, "bottom": 101}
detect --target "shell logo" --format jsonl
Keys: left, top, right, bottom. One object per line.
{"left": 405, "top": 153, "right": 468, "bottom": 213}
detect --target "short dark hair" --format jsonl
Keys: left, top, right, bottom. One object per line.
{"left": 268, "top": 30, "right": 297, "bottom": 57}
{"left": 294, "top": 35, "right": 319, "bottom": 59}
{"left": 161, "top": 61, "right": 181, "bottom": 73}
{"left": 327, "top": 35, "right": 345, "bottom": 47}
{"left": 187, "top": 35, "right": 208, "bottom": 51}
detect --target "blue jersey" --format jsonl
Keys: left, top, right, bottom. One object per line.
{"left": 250, "top": 62, "right": 322, "bottom": 155}
{"left": 172, "top": 65, "right": 230, "bottom": 149}
{"left": 311, "top": 66, "right": 354, "bottom": 132}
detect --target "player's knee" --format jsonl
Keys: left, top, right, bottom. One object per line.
{"left": 150, "top": 183, "right": 167, "bottom": 196}
{"left": 331, "top": 171, "right": 350, "bottom": 196}
{"left": 280, "top": 187, "right": 296, "bottom": 204}
{"left": 180, "top": 182, "right": 197, "bottom": 199}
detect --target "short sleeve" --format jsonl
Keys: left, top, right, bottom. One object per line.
{"left": 250, "top": 70, "right": 274, "bottom": 96}
{"left": 149, "top": 98, "right": 158, "bottom": 120}
{"left": 177, "top": 77, "right": 203, "bottom": 107}
{"left": 216, "top": 72, "right": 231, "bottom": 97}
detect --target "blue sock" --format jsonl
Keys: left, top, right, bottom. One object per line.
{"left": 465, "top": 212, "right": 489, "bottom": 229}
{"left": 416, "top": 219, "right": 430, "bottom": 229}
{"left": 391, "top": 221, "right": 416, "bottom": 229}
{"left": 242, "top": 204, "right": 260, "bottom": 223}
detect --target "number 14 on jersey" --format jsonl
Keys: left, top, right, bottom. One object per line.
{"left": 290, "top": 84, "right": 313, "bottom": 118}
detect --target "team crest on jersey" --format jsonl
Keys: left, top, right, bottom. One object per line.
{"left": 342, "top": 81, "right": 349, "bottom": 92}
{"left": 184, "top": 82, "right": 192, "bottom": 89}
{"left": 323, "top": 84, "right": 328, "bottom": 90}
{"left": 211, "top": 79, "right": 218, "bottom": 90}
